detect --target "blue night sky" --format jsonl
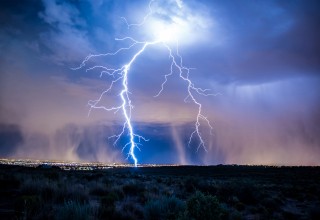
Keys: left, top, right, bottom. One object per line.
{"left": 0, "top": 0, "right": 320, "bottom": 165}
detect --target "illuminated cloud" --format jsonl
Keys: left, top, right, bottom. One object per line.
{"left": 129, "top": 0, "right": 213, "bottom": 45}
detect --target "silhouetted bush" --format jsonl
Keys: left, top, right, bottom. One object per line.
{"left": 309, "top": 206, "right": 320, "bottom": 220}
{"left": 14, "top": 195, "right": 50, "bottom": 220}
{"left": 117, "top": 198, "right": 144, "bottom": 220}
{"left": 197, "top": 179, "right": 217, "bottom": 195}
{"left": 261, "top": 197, "right": 282, "bottom": 212}
{"left": 217, "top": 182, "right": 236, "bottom": 202}
{"left": 186, "top": 191, "right": 223, "bottom": 220}
{"left": 98, "top": 191, "right": 121, "bottom": 218}
{"left": 0, "top": 174, "right": 20, "bottom": 189}
{"left": 282, "top": 210, "right": 300, "bottom": 220}
{"left": 235, "top": 202, "right": 245, "bottom": 211}
{"left": 236, "top": 183, "right": 259, "bottom": 205}
{"left": 122, "top": 181, "right": 145, "bottom": 196}
{"left": 144, "top": 196, "right": 185, "bottom": 220}
{"left": 89, "top": 183, "right": 108, "bottom": 196}
{"left": 217, "top": 180, "right": 260, "bottom": 205}
{"left": 184, "top": 177, "right": 198, "bottom": 193}
{"left": 40, "top": 184, "right": 56, "bottom": 201}
{"left": 55, "top": 200, "right": 93, "bottom": 220}
{"left": 55, "top": 184, "right": 89, "bottom": 204}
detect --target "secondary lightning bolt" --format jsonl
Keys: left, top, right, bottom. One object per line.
{"left": 73, "top": 0, "right": 218, "bottom": 166}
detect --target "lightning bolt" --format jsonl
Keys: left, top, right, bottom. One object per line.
{"left": 73, "top": 0, "right": 218, "bottom": 167}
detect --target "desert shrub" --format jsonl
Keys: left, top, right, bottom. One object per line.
{"left": 14, "top": 195, "right": 51, "bottom": 220}
{"left": 83, "top": 173, "right": 103, "bottom": 181}
{"left": 282, "top": 184, "right": 303, "bottom": 200}
{"left": 20, "top": 178, "right": 60, "bottom": 202}
{"left": 111, "top": 186, "right": 125, "bottom": 200}
{"left": 216, "top": 182, "right": 237, "bottom": 202}
{"left": 104, "top": 191, "right": 120, "bottom": 204}
{"left": 197, "top": 179, "right": 218, "bottom": 195}
{"left": 40, "top": 184, "right": 56, "bottom": 201}
{"left": 308, "top": 206, "right": 320, "bottom": 220}
{"left": 235, "top": 202, "right": 245, "bottom": 211}
{"left": 186, "top": 191, "right": 223, "bottom": 220}
{"left": 43, "top": 170, "right": 60, "bottom": 180}
{"left": 0, "top": 173, "right": 20, "bottom": 189}
{"left": 98, "top": 191, "right": 120, "bottom": 218}
{"left": 144, "top": 200, "right": 162, "bottom": 220}
{"left": 217, "top": 180, "right": 260, "bottom": 205}
{"left": 163, "top": 177, "right": 174, "bottom": 185}
{"left": 54, "top": 184, "right": 89, "bottom": 204}
{"left": 221, "top": 205, "right": 242, "bottom": 220}
{"left": 147, "top": 184, "right": 160, "bottom": 194}
{"left": 98, "top": 205, "right": 115, "bottom": 219}
{"left": 102, "top": 176, "right": 113, "bottom": 187}
{"left": 184, "top": 177, "right": 199, "bottom": 193}
{"left": 122, "top": 181, "right": 145, "bottom": 196}
{"left": 144, "top": 196, "right": 185, "bottom": 220}
{"left": 20, "top": 178, "right": 43, "bottom": 195}
{"left": 261, "top": 197, "right": 282, "bottom": 212}
{"left": 156, "top": 177, "right": 163, "bottom": 183}
{"left": 235, "top": 181, "right": 260, "bottom": 205}
{"left": 55, "top": 200, "right": 93, "bottom": 220}
{"left": 116, "top": 198, "right": 144, "bottom": 220}
{"left": 89, "top": 182, "right": 109, "bottom": 196}
{"left": 282, "top": 210, "right": 300, "bottom": 220}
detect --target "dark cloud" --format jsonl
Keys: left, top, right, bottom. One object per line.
{"left": 0, "top": 124, "right": 23, "bottom": 157}
{"left": 0, "top": 0, "right": 43, "bottom": 35}
{"left": 190, "top": 0, "right": 320, "bottom": 84}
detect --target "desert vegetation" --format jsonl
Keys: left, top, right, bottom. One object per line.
{"left": 0, "top": 164, "right": 319, "bottom": 219}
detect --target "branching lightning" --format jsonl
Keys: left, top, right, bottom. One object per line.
{"left": 73, "top": 0, "right": 218, "bottom": 166}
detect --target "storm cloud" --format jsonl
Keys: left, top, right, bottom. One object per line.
{"left": 0, "top": 0, "right": 319, "bottom": 165}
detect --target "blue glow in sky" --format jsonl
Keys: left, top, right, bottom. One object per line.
{"left": 0, "top": 0, "right": 320, "bottom": 165}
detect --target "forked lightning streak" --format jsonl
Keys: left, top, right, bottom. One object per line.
{"left": 73, "top": 0, "right": 218, "bottom": 166}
